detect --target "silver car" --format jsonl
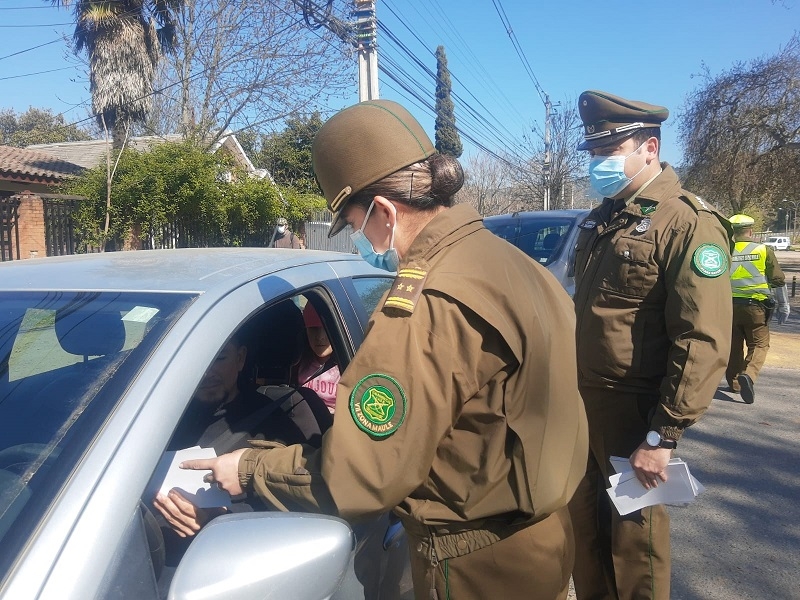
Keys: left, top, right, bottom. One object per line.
{"left": 484, "top": 209, "right": 591, "bottom": 296}
{"left": 0, "top": 248, "right": 412, "bottom": 600}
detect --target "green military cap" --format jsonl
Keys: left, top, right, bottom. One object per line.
{"left": 312, "top": 99, "right": 436, "bottom": 237}
{"left": 577, "top": 90, "right": 669, "bottom": 151}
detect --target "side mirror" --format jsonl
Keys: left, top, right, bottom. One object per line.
{"left": 169, "top": 512, "right": 354, "bottom": 600}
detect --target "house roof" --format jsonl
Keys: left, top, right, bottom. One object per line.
{"left": 28, "top": 131, "right": 259, "bottom": 174}
{"left": 27, "top": 135, "right": 184, "bottom": 171}
{"left": 0, "top": 145, "right": 85, "bottom": 183}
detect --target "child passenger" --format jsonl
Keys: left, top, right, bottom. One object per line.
{"left": 294, "top": 302, "right": 340, "bottom": 413}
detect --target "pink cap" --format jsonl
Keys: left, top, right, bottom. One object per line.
{"left": 303, "top": 303, "right": 322, "bottom": 328}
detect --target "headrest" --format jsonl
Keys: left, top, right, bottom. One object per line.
{"left": 55, "top": 309, "right": 126, "bottom": 357}
{"left": 248, "top": 300, "right": 305, "bottom": 384}
{"left": 543, "top": 232, "right": 561, "bottom": 251}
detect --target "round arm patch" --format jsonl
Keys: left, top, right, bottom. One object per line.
{"left": 692, "top": 243, "right": 728, "bottom": 277}
{"left": 349, "top": 374, "right": 407, "bottom": 438}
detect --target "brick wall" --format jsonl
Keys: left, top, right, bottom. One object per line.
{"left": 14, "top": 193, "right": 45, "bottom": 259}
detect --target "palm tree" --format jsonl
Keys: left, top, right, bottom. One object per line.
{"left": 53, "top": 0, "right": 182, "bottom": 148}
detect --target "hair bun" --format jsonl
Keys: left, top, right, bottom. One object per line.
{"left": 429, "top": 154, "right": 464, "bottom": 202}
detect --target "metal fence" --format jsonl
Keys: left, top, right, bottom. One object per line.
{"left": 0, "top": 195, "right": 21, "bottom": 262}
{"left": 303, "top": 209, "right": 355, "bottom": 253}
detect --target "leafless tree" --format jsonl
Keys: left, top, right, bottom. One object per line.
{"left": 146, "top": 0, "right": 353, "bottom": 146}
{"left": 506, "top": 97, "right": 587, "bottom": 211}
{"left": 458, "top": 152, "right": 520, "bottom": 216}
{"left": 680, "top": 34, "right": 800, "bottom": 215}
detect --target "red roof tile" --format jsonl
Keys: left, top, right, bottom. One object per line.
{"left": 0, "top": 145, "right": 85, "bottom": 182}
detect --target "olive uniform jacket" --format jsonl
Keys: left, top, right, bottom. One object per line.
{"left": 573, "top": 164, "right": 733, "bottom": 441}
{"left": 238, "top": 204, "right": 588, "bottom": 555}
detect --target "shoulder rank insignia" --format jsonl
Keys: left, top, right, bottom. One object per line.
{"left": 383, "top": 267, "right": 427, "bottom": 313}
{"left": 692, "top": 243, "right": 728, "bottom": 278}
{"left": 350, "top": 373, "right": 407, "bottom": 438}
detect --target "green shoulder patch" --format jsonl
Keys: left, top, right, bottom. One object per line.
{"left": 383, "top": 267, "right": 427, "bottom": 313}
{"left": 692, "top": 243, "right": 728, "bottom": 277}
{"left": 349, "top": 374, "right": 407, "bottom": 438}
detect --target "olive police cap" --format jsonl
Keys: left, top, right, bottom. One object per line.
{"left": 729, "top": 213, "right": 755, "bottom": 229}
{"left": 312, "top": 99, "right": 436, "bottom": 237}
{"left": 577, "top": 90, "right": 669, "bottom": 151}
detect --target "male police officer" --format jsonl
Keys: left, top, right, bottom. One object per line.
{"left": 726, "top": 213, "right": 789, "bottom": 403}
{"left": 568, "top": 90, "right": 733, "bottom": 600}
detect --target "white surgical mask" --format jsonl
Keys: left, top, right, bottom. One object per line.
{"left": 277, "top": 225, "right": 286, "bottom": 234}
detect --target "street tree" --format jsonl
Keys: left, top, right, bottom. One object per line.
{"left": 147, "top": 0, "right": 352, "bottom": 146}
{"left": 255, "top": 113, "right": 325, "bottom": 195}
{"left": 434, "top": 45, "right": 463, "bottom": 158}
{"left": 0, "top": 107, "right": 91, "bottom": 147}
{"left": 53, "top": 0, "right": 182, "bottom": 148}
{"left": 458, "top": 152, "right": 519, "bottom": 216}
{"left": 680, "top": 34, "right": 800, "bottom": 216}
{"left": 509, "top": 97, "right": 587, "bottom": 210}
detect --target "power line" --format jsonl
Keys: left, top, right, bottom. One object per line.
{"left": 378, "top": 4, "right": 530, "bottom": 155}
{"left": 0, "top": 22, "right": 72, "bottom": 27}
{"left": 0, "top": 66, "right": 74, "bottom": 81}
{"left": 0, "top": 37, "right": 61, "bottom": 61}
{"left": 489, "top": 0, "right": 546, "bottom": 105}
{"left": 377, "top": 20, "right": 529, "bottom": 159}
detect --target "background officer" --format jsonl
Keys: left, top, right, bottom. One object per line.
{"left": 726, "top": 213, "right": 789, "bottom": 404}
{"left": 568, "top": 90, "right": 733, "bottom": 600}
{"left": 183, "top": 99, "right": 588, "bottom": 600}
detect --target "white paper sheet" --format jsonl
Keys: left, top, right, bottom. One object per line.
{"left": 146, "top": 446, "right": 231, "bottom": 509}
{"left": 606, "top": 456, "right": 704, "bottom": 516}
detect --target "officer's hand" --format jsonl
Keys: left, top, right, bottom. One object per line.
{"left": 153, "top": 490, "right": 225, "bottom": 537}
{"left": 181, "top": 448, "right": 248, "bottom": 496}
{"left": 777, "top": 305, "right": 790, "bottom": 325}
{"left": 629, "top": 444, "right": 672, "bottom": 490}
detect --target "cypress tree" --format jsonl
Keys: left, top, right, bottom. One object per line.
{"left": 434, "top": 45, "right": 463, "bottom": 158}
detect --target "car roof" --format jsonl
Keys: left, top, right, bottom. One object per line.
{"left": 483, "top": 209, "right": 590, "bottom": 223}
{"left": 0, "top": 248, "right": 365, "bottom": 294}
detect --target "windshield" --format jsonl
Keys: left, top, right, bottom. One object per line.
{"left": 485, "top": 216, "right": 578, "bottom": 266}
{"left": 0, "top": 291, "right": 195, "bottom": 570}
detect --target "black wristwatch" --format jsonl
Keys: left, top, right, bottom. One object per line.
{"left": 646, "top": 430, "right": 677, "bottom": 449}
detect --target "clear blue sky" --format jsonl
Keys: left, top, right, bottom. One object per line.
{"left": 2, "top": 0, "right": 798, "bottom": 167}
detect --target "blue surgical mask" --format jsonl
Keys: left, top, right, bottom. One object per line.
{"left": 349, "top": 201, "right": 399, "bottom": 272}
{"left": 588, "top": 142, "right": 647, "bottom": 198}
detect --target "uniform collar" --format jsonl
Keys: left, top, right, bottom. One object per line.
{"left": 616, "top": 163, "right": 682, "bottom": 218}
{"left": 401, "top": 203, "right": 484, "bottom": 266}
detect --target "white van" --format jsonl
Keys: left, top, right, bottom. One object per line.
{"left": 764, "top": 236, "right": 791, "bottom": 251}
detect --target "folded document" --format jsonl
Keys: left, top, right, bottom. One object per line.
{"left": 606, "top": 456, "right": 705, "bottom": 516}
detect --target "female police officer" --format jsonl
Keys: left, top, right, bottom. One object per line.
{"left": 184, "top": 100, "right": 588, "bottom": 599}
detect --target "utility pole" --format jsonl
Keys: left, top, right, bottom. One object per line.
{"left": 295, "top": 0, "right": 379, "bottom": 102}
{"left": 354, "top": 1, "right": 378, "bottom": 101}
{"left": 543, "top": 94, "right": 552, "bottom": 211}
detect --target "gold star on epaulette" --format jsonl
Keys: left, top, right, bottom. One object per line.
{"left": 383, "top": 267, "right": 428, "bottom": 313}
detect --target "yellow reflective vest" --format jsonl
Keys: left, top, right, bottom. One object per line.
{"left": 730, "top": 241, "right": 769, "bottom": 300}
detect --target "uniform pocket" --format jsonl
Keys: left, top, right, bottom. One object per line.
{"left": 612, "top": 236, "right": 658, "bottom": 296}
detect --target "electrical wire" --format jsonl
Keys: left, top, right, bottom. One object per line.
{"left": 0, "top": 66, "right": 74, "bottom": 81}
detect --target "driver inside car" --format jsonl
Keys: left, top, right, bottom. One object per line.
{"left": 153, "top": 304, "right": 331, "bottom": 560}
